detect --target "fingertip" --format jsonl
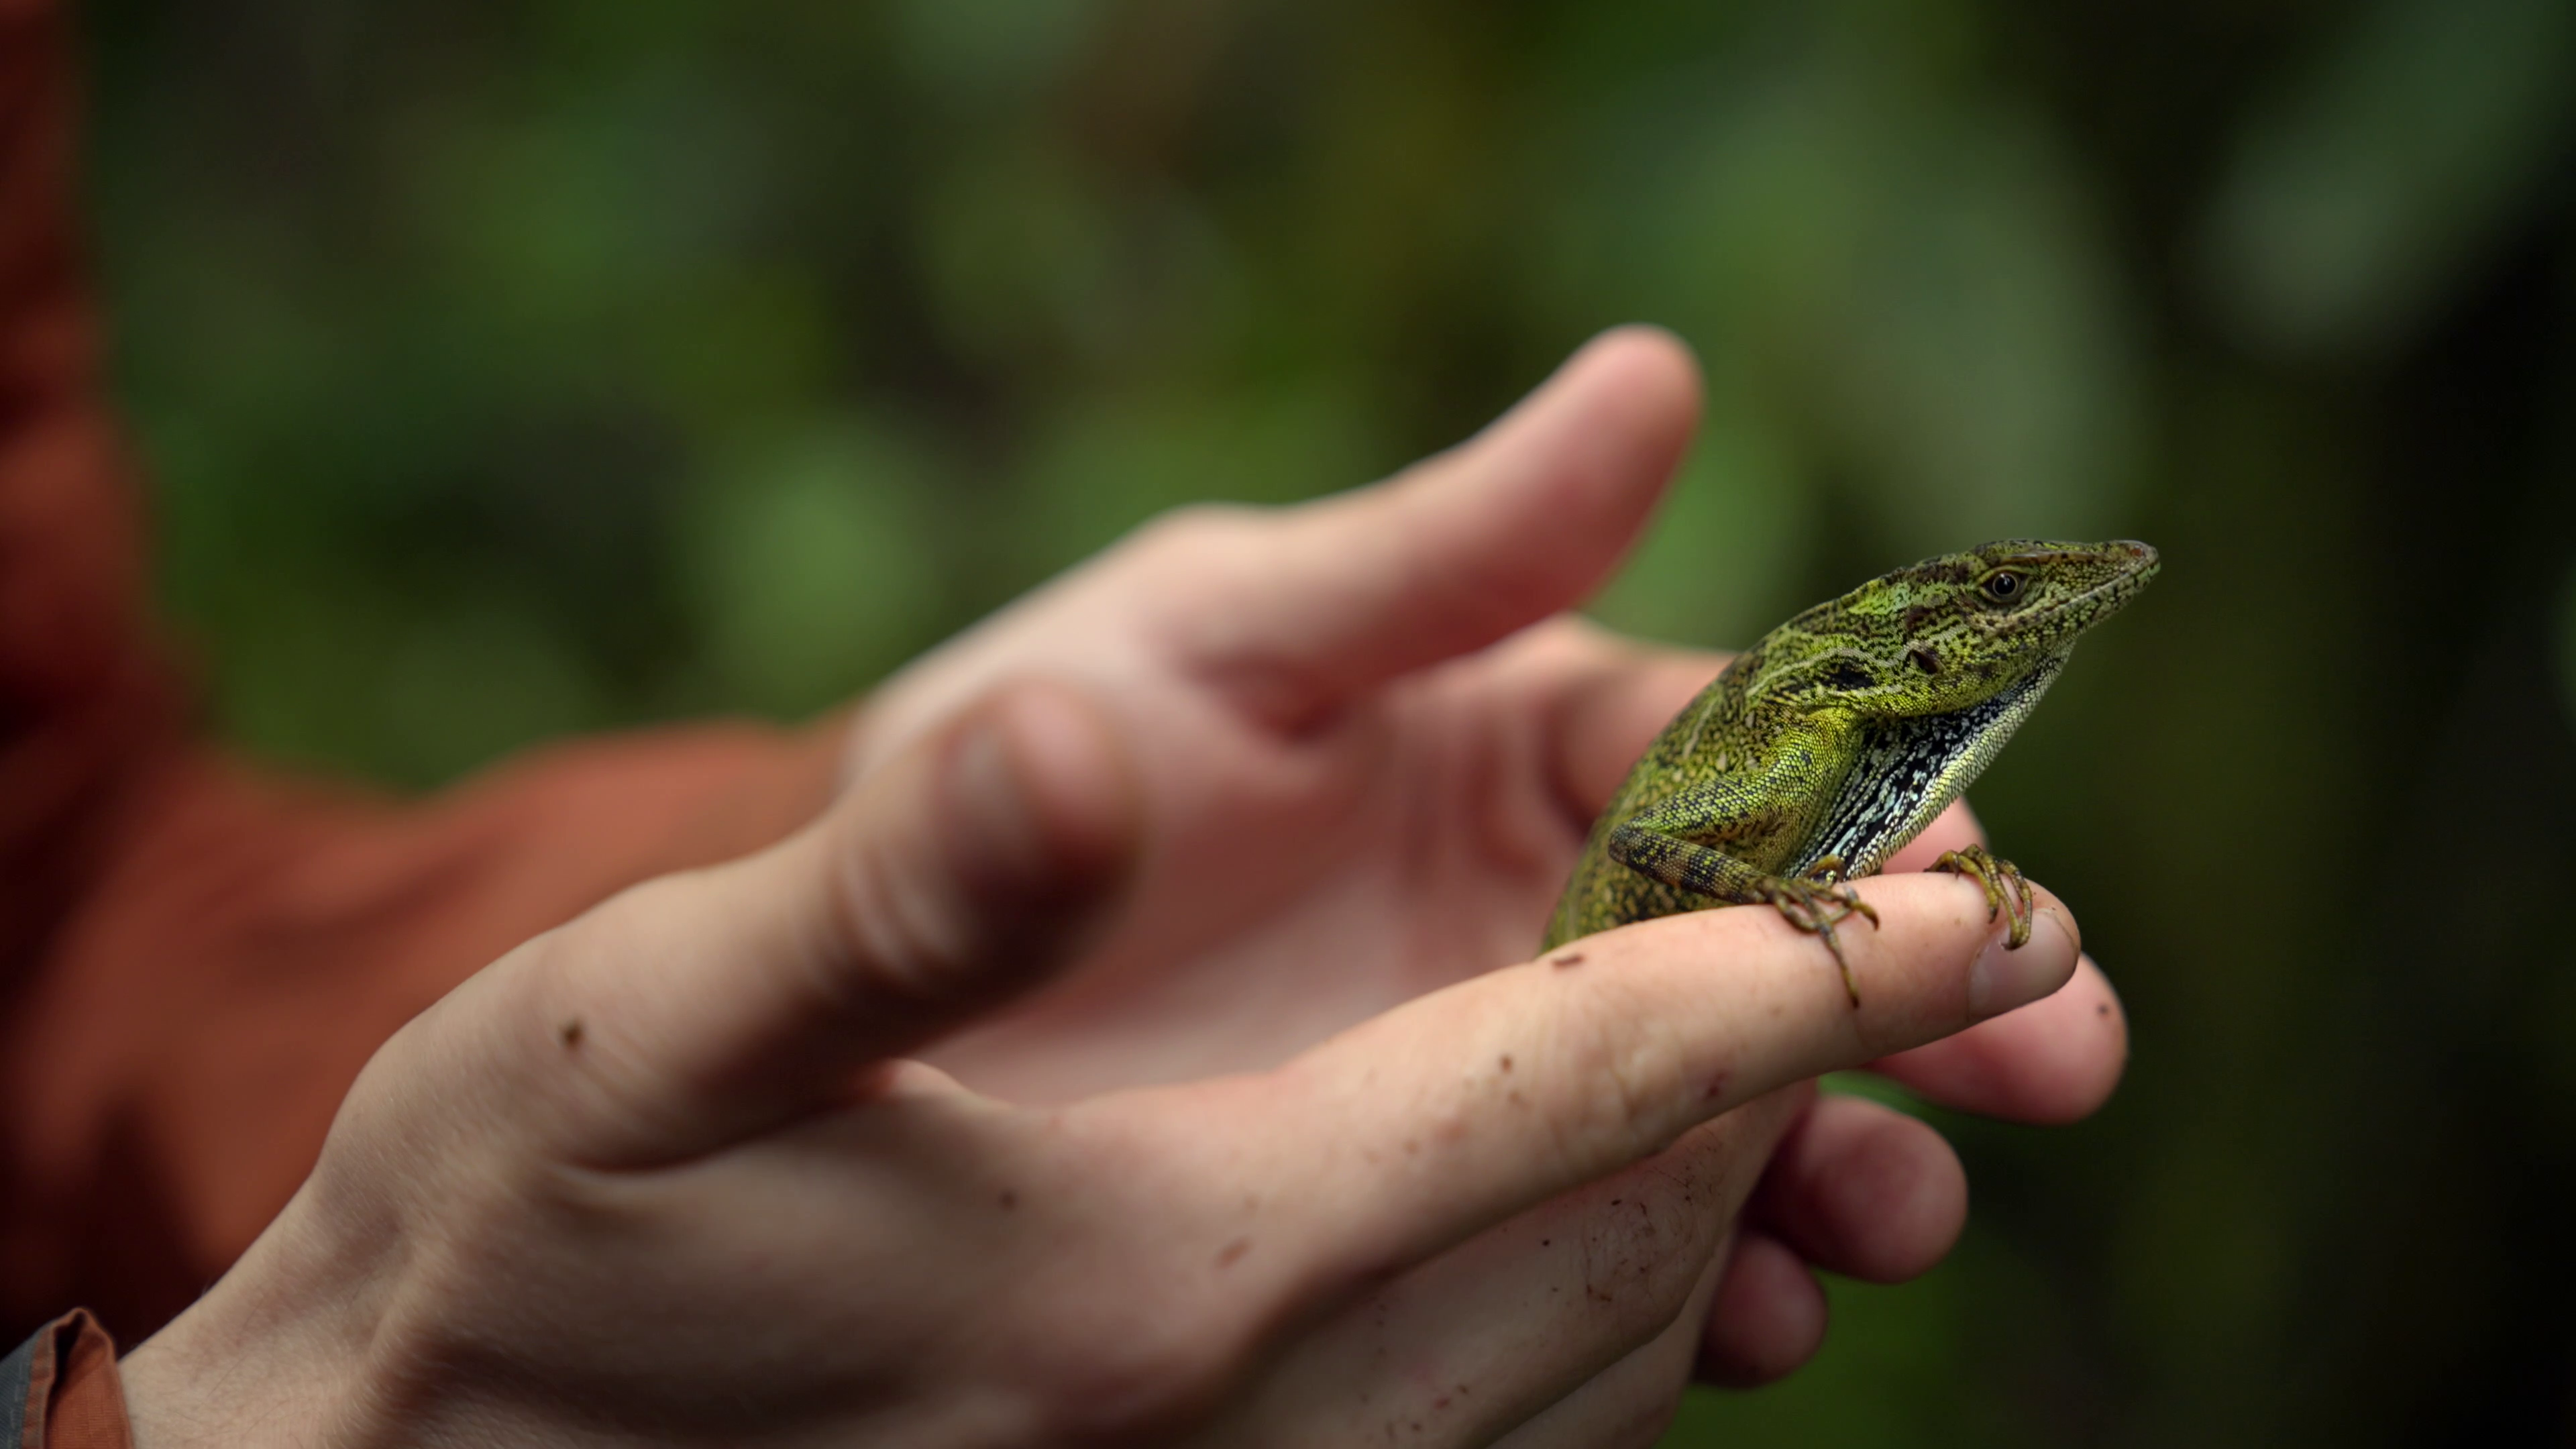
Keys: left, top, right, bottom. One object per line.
{"left": 1751, "top": 1095, "right": 1966, "bottom": 1285}
{"left": 763, "top": 680, "right": 1144, "bottom": 1059}
{"left": 865, "top": 678, "right": 1146, "bottom": 1020}
{"left": 2070, "top": 957, "right": 2129, "bottom": 1097}
{"left": 965, "top": 678, "right": 1146, "bottom": 898}
{"left": 2034, "top": 882, "right": 2084, "bottom": 960}
{"left": 1870, "top": 955, "right": 2127, "bottom": 1124}
{"left": 1697, "top": 1231, "right": 1827, "bottom": 1389}
{"left": 1536, "top": 325, "right": 1703, "bottom": 488}
{"left": 2020, "top": 955, "right": 2129, "bottom": 1122}
{"left": 1571, "top": 323, "right": 1703, "bottom": 425}
{"left": 1195, "top": 330, "right": 1710, "bottom": 720}
{"left": 1417, "top": 323, "right": 1703, "bottom": 549}
{"left": 1963, "top": 885, "right": 2081, "bottom": 1022}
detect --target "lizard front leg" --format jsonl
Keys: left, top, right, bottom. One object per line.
{"left": 1607, "top": 822, "right": 1880, "bottom": 1007}
{"left": 1929, "top": 842, "right": 2035, "bottom": 949}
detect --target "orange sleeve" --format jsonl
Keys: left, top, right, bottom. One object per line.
{"left": 0, "top": 0, "right": 847, "bottom": 1355}
{"left": 0, "top": 0, "right": 184, "bottom": 1005}
{"left": 9, "top": 1311, "right": 131, "bottom": 1449}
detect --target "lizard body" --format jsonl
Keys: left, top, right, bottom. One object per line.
{"left": 1544, "top": 539, "right": 2159, "bottom": 1002}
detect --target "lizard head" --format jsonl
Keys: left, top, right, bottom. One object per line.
{"left": 1759, "top": 539, "right": 2159, "bottom": 716}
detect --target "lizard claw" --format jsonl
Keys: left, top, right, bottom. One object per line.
{"left": 1931, "top": 843, "right": 2035, "bottom": 949}
{"left": 1794, "top": 855, "right": 1884, "bottom": 925}
{"left": 1756, "top": 865, "right": 1878, "bottom": 1007}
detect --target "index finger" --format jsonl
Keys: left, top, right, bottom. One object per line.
{"left": 1242, "top": 872, "right": 2079, "bottom": 1291}
{"left": 1171, "top": 327, "right": 1701, "bottom": 728}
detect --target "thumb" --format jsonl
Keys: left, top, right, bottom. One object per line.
{"left": 529, "top": 679, "right": 1142, "bottom": 1165}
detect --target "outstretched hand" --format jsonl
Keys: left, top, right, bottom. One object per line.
{"left": 853, "top": 326, "right": 2127, "bottom": 1379}
{"left": 119, "top": 330, "right": 2125, "bottom": 1446}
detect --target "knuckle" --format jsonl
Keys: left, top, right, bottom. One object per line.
{"left": 1580, "top": 1177, "right": 1724, "bottom": 1344}
{"left": 1537, "top": 977, "right": 1693, "bottom": 1175}
{"left": 1633, "top": 1211, "right": 1721, "bottom": 1326}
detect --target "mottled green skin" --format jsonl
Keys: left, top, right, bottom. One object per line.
{"left": 1544, "top": 539, "right": 2159, "bottom": 965}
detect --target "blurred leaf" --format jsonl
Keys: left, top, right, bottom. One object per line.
{"left": 1534, "top": 31, "right": 2140, "bottom": 559}
{"left": 680, "top": 421, "right": 949, "bottom": 714}
{"left": 916, "top": 138, "right": 1124, "bottom": 364}
{"left": 2200, "top": 0, "right": 2576, "bottom": 358}
{"left": 890, "top": 0, "right": 1097, "bottom": 103}
{"left": 2556, "top": 556, "right": 2576, "bottom": 731}
{"left": 378, "top": 596, "right": 611, "bottom": 782}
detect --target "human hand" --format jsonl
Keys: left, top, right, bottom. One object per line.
{"left": 118, "top": 329, "right": 2123, "bottom": 1442}
{"left": 843, "top": 327, "right": 2127, "bottom": 1383}
{"left": 118, "top": 672, "right": 2085, "bottom": 1447}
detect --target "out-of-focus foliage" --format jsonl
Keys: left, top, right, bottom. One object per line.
{"left": 73, "top": 0, "right": 2576, "bottom": 1442}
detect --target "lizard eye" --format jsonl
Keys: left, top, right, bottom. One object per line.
{"left": 1980, "top": 570, "right": 2025, "bottom": 604}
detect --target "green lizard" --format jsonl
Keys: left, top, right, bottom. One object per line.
{"left": 1545, "top": 539, "right": 2159, "bottom": 1004}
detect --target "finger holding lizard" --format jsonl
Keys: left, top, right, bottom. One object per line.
{"left": 1699, "top": 943, "right": 2125, "bottom": 1390}
{"left": 1191, "top": 870, "right": 2080, "bottom": 1445}
{"left": 1874, "top": 816, "right": 2129, "bottom": 1123}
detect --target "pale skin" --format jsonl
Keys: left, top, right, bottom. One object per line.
{"left": 117, "top": 329, "right": 2127, "bottom": 1446}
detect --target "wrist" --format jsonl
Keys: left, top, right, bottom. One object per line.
{"left": 119, "top": 1191, "right": 401, "bottom": 1449}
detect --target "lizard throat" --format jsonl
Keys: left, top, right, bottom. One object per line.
{"left": 1796, "top": 655, "right": 2065, "bottom": 878}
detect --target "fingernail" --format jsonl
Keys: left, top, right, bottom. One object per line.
{"left": 1967, "top": 908, "right": 2077, "bottom": 1020}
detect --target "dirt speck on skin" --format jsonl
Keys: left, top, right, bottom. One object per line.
{"left": 1550, "top": 951, "right": 1586, "bottom": 969}
{"left": 1216, "top": 1237, "right": 1251, "bottom": 1268}
{"left": 557, "top": 1019, "right": 584, "bottom": 1049}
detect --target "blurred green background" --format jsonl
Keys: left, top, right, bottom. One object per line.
{"left": 72, "top": 0, "right": 2576, "bottom": 1442}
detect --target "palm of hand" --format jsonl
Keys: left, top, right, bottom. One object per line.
{"left": 857, "top": 513, "right": 1670, "bottom": 1102}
